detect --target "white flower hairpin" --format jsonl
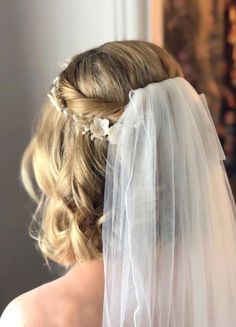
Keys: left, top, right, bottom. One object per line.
{"left": 86, "top": 117, "right": 119, "bottom": 143}
{"left": 89, "top": 117, "right": 109, "bottom": 140}
{"left": 47, "top": 76, "right": 120, "bottom": 144}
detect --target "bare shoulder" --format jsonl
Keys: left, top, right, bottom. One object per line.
{"left": 0, "top": 263, "right": 103, "bottom": 327}
{"left": 0, "top": 276, "right": 67, "bottom": 327}
{"left": 0, "top": 289, "right": 42, "bottom": 327}
{"left": 0, "top": 297, "right": 25, "bottom": 327}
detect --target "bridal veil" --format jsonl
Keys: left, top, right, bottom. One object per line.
{"left": 102, "top": 77, "right": 236, "bottom": 326}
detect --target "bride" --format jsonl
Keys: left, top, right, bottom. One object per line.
{"left": 1, "top": 40, "right": 236, "bottom": 327}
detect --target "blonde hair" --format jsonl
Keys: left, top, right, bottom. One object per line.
{"left": 20, "top": 40, "right": 183, "bottom": 268}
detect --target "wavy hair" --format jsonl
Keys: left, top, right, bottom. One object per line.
{"left": 20, "top": 40, "right": 183, "bottom": 268}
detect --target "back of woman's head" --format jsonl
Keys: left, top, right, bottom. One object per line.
{"left": 21, "top": 40, "right": 183, "bottom": 268}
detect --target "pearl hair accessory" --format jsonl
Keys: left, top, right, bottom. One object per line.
{"left": 47, "top": 76, "right": 120, "bottom": 144}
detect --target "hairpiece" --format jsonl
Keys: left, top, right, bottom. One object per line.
{"left": 58, "top": 57, "right": 71, "bottom": 70}
{"left": 47, "top": 76, "right": 119, "bottom": 144}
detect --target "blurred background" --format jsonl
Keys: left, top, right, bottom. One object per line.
{"left": 0, "top": 0, "right": 235, "bottom": 314}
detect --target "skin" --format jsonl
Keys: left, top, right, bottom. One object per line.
{"left": 0, "top": 258, "right": 104, "bottom": 327}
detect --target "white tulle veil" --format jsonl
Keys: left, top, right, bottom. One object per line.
{"left": 101, "top": 77, "right": 236, "bottom": 326}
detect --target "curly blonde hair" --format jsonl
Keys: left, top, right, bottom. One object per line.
{"left": 20, "top": 40, "right": 183, "bottom": 268}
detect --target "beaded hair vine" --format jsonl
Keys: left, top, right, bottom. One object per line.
{"left": 47, "top": 76, "right": 119, "bottom": 144}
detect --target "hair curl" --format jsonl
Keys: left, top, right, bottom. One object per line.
{"left": 20, "top": 40, "right": 183, "bottom": 268}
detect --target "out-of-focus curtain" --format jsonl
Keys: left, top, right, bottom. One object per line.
{"left": 164, "top": 0, "right": 236, "bottom": 179}
{"left": 222, "top": 2, "right": 236, "bottom": 172}
{"left": 164, "top": 0, "right": 225, "bottom": 123}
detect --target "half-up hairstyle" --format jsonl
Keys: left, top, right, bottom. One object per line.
{"left": 20, "top": 40, "right": 183, "bottom": 268}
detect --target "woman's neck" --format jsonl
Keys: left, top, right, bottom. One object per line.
{"left": 62, "top": 258, "right": 104, "bottom": 305}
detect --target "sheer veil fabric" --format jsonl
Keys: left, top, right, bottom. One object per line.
{"left": 101, "top": 77, "right": 236, "bottom": 327}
